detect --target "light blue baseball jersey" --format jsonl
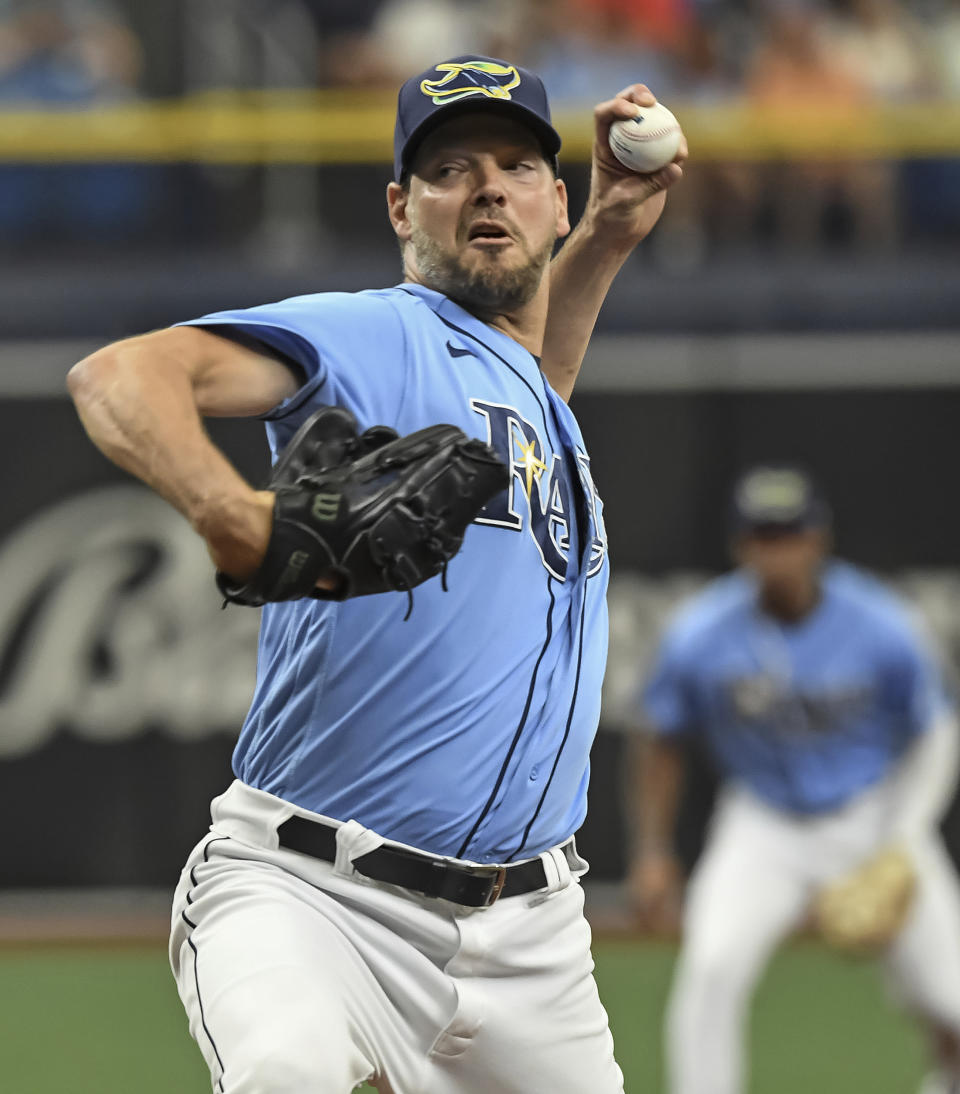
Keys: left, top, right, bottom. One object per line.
{"left": 642, "top": 562, "right": 947, "bottom": 814}
{"left": 182, "top": 283, "right": 609, "bottom": 862}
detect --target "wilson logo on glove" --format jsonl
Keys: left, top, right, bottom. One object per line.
{"left": 311, "top": 494, "right": 341, "bottom": 522}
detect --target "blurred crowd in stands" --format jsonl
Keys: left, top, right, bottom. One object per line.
{"left": 0, "top": 0, "right": 140, "bottom": 103}
{"left": 1, "top": 0, "right": 959, "bottom": 258}
{"left": 0, "top": 0, "right": 942, "bottom": 102}
{"left": 304, "top": 0, "right": 960, "bottom": 105}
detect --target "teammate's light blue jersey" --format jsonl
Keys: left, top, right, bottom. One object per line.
{"left": 642, "top": 562, "right": 947, "bottom": 814}
{"left": 182, "top": 284, "right": 609, "bottom": 862}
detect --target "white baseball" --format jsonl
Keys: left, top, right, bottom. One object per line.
{"left": 608, "top": 102, "right": 682, "bottom": 174}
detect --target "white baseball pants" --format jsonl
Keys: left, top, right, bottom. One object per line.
{"left": 666, "top": 782, "right": 960, "bottom": 1094}
{"left": 169, "top": 780, "right": 626, "bottom": 1094}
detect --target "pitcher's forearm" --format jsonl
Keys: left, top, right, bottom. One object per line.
{"left": 67, "top": 338, "right": 276, "bottom": 580}
{"left": 543, "top": 222, "right": 635, "bottom": 402}
{"left": 69, "top": 343, "right": 253, "bottom": 524}
{"left": 541, "top": 84, "right": 685, "bottom": 401}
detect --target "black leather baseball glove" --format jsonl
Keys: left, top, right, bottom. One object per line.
{"left": 216, "top": 405, "right": 508, "bottom": 611}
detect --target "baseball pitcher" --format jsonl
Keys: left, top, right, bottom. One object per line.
{"left": 68, "top": 54, "right": 686, "bottom": 1094}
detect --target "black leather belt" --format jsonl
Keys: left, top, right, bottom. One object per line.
{"left": 277, "top": 815, "right": 577, "bottom": 908}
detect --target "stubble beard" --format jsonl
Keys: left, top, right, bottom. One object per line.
{"left": 408, "top": 225, "right": 555, "bottom": 318}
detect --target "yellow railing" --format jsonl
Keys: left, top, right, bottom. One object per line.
{"left": 1, "top": 93, "right": 958, "bottom": 163}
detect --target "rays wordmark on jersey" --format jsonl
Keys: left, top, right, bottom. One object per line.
{"left": 470, "top": 400, "right": 607, "bottom": 581}
{"left": 726, "top": 674, "right": 873, "bottom": 734}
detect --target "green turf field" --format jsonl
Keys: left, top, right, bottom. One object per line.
{"left": 0, "top": 938, "right": 925, "bottom": 1093}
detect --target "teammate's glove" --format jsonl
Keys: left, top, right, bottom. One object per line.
{"left": 216, "top": 405, "right": 509, "bottom": 610}
{"left": 812, "top": 845, "right": 917, "bottom": 956}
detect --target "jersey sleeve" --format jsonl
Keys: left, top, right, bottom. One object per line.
{"left": 640, "top": 625, "right": 698, "bottom": 738}
{"left": 176, "top": 290, "right": 409, "bottom": 423}
{"left": 877, "top": 611, "right": 950, "bottom": 744}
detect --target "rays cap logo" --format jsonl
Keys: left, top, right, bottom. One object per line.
{"left": 393, "top": 54, "right": 561, "bottom": 182}
{"left": 729, "top": 465, "right": 831, "bottom": 536}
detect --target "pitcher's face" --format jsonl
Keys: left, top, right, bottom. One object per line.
{"left": 388, "top": 115, "right": 569, "bottom": 314}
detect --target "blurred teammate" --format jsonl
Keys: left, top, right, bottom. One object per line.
{"left": 68, "top": 55, "right": 685, "bottom": 1094}
{"left": 628, "top": 464, "right": 960, "bottom": 1094}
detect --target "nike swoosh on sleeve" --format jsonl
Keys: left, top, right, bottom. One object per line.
{"left": 446, "top": 340, "right": 476, "bottom": 359}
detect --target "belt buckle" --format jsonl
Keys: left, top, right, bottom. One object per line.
{"left": 479, "top": 865, "right": 507, "bottom": 907}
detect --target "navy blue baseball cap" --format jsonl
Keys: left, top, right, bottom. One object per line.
{"left": 393, "top": 55, "right": 562, "bottom": 183}
{"left": 729, "top": 465, "right": 831, "bottom": 535}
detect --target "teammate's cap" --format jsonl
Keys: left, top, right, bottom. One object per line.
{"left": 729, "top": 465, "right": 831, "bottom": 535}
{"left": 393, "top": 55, "right": 562, "bottom": 182}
